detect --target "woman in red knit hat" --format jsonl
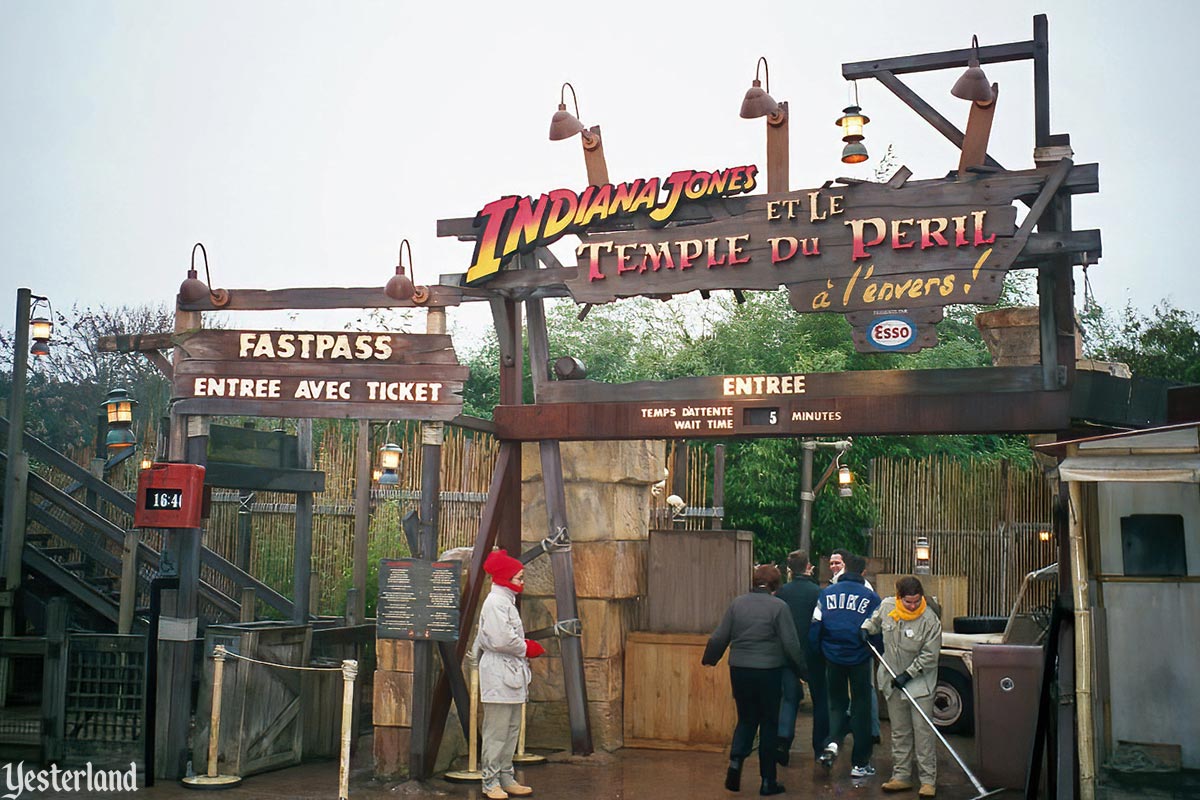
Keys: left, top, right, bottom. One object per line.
{"left": 471, "top": 549, "right": 545, "bottom": 799}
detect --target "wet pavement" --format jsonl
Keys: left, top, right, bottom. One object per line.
{"left": 27, "top": 712, "right": 1198, "bottom": 798}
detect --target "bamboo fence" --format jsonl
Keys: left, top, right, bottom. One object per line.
{"left": 868, "top": 455, "right": 1058, "bottom": 616}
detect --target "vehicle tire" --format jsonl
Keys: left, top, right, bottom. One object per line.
{"left": 932, "top": 668, "right": 974, "bottom": 735}
{"left": 952, "top": 615, "right": 1007, "bottom": 634}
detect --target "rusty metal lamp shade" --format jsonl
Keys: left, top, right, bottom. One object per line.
{"left": 841, "top": 140, "right": 869, "bottom": 164}
{"left": 179, "top": 242, "right": 230, "bottom": 306}
{"left": 549, "top": 103, "right": 587, "bottom": 141}
{"left": 30, "top": 340, "right": 50, "bottom": 358}
{"left": 740, "top": 79, "right": 779, "bottom": 119}
{"left": 385, "top": 238, "right": 417, "bottom": 301}
{"left": 951, "top": 35, "right": 995, "bottom": 103}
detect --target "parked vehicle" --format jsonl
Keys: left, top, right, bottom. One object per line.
{"left": 932, "top": 563, "right": 1058, "bottom": 734}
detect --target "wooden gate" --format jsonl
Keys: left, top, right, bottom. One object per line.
{"left": 196, "top": 623, "right": 311, "bottom": 777}
{"left": 62, "top": 634, "right": 147, "bottom": 769}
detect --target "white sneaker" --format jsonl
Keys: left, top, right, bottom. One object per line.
{"left": 817, "top": 742, "right": 838, "bottom": 769}
{"left": 850, "top": 764, "right": 876, "bottom": 778}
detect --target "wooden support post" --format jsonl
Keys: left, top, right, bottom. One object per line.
{"left": 766, "top": 104, "right": 789, "bottom": 194}
{"left": 118, "top": 529, "right": 140, "bottom": 634}
{"left": 1068, "top": 477, "right": 1096, "bottom": 800}
{"left": 239, "top": 587, "right": 256, "bottom": 623}
{"left": 310, "top": 574, "right": 321, "bottom": 617}
{"left": 352, "top": 419, "right": 370, "bottom": 623}
{"left": 338, "top": 660, "right": 358, "bottom": 800}
{"left": 526, "top": 294, "right": 593, "bottom": 755}
{"left": 1, "top": 288, "right": 32, "bottom": 700}
{"left": 41, "top": 596, "right": 68, "bottom": 763}
{"left": 581, "top": 126, "right": 609, "bottom": 187}
{"left": 497, "top": 298, "right": 522, "bottom": 556}
{"left": 711, "top": 444, "right": 726, "bottom": 530}
{"left": 235, "top": 422, "right": 255, "bottom": 572}
{"left": 293, "top": 418, "right": 314, "bottom": 624}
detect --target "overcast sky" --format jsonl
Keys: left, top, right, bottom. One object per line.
{"left": 2, "top": 0, "right": 1195, "bottom": 343}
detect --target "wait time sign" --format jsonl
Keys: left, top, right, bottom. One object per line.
{"left": 171, "top": 330, "right": 468, "bottom": 420}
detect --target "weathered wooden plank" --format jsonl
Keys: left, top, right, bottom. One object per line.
{"left": 97, "top": 332, "right": 176, "bottom": 352}
{"left": 172, "top": 397, "right": 464, "bottom": 422}
{"left": 204, "top": 462, "right": 326, "bottom": 493}
{"left": 174, "top": 360, "right": 469, "bottom": 381}
{"left": 176, "top": 285, "right": 463, "bottom": 312}
{"left": 173, "top": 330, "right": 461, "bottom": 364}
{"left": 537, "top": 366, "right": 1046, "bottom": 405}
{"left": 493, "top": 388, "right": 1072, "bottom": 440}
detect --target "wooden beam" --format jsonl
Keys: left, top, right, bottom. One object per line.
{"left": 842, "top": 39, "right": 1036, "bottom": 80}
{"left": 293, "top": 419, "right": 314, "bottom": 623}
{"left": 97, "top": 332, "right": 175, "bottom": 352}
{"left": 176, "top": 285, "right": 463, "bottom": 312}
{"left": 874, "top": 69, "right": 1004, "bottom": 170}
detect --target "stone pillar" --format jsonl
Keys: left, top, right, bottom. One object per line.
{"left": 518, "top": 440, "right": 664, "bottom": 752}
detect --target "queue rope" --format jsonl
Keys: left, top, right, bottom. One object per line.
{"left": 183, "top": 645, "right": 358, "bottom": 798}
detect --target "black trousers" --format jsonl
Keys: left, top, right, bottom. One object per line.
{"left": 729, "top": 665, "right": 783, "bottom": 782}
{"left": 825, "top": 658, "right": 874, "bottom": 767}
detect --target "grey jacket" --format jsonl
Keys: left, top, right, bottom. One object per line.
{"left": 863, "top": 597, "right": 942, "bottom": 700}
{"left": 704, "top": 588, "right": 806, "bottom": 671}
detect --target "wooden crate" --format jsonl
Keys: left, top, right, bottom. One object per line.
{"left": 623, "top": 632, "right": 736, "bottom": 751}
{"left": 876, "top": 574, "right": 968, "bottom": 631}
{"left": 195, "top": 622, "right": 312, "bottom": 778}
{"left": 646, "top": 529, "right": 752, "bottom": 634}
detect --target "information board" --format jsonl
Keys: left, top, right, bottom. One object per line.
{"left": 377, "top": 558, "right": 461, "bottom": 641}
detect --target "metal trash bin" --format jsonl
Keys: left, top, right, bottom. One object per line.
{"left": 972, "top": 644, "right": 1044, "bottom": 790}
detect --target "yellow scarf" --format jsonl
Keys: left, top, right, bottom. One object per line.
{"left": 889, "top": 597, "right": 927, "bottom": 622}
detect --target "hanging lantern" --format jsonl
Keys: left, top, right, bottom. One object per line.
{"left": 914, "top": 535, "right": 932, "bottom": 574}
{"left": 101, "top": 388, "right": 138, "bottom": 453}
{"left": 377, "top": 442, "right": 402, "bottom": 486}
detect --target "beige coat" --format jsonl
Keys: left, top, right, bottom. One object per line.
{"left": 864, "top": 597, "right": 942, "bottom": 700}
{"left": 472, "top": 584, "right": 531, "bottom": 703}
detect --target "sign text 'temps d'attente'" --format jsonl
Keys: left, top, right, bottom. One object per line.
{"left": 171, "top": 330, "right": 468, "bottom": 421}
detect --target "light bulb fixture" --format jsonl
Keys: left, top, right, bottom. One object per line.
{"left": 836, "top": 81, "right": 870, "bottom": 164}
{"left": 28, "top": 296, "right": 53, "bottom": 358}
{"left": 950, "top": 35, "right": 995, "bottom": 103}
{"left": 549, "top": 82, "right": 600, "bottom": 150}
{"left": 179, "top": 242, "right": 231, "bottom": 307}
{"left": 372, "top": 468, "right": 383, "bottom": 483}
{"left": 385, "top": 239, "right": 430, "bottom": 304}
{"left": 1038, "top": 529, "right": 1052, "bottom": 542}
{"left": 740, "top": 57, "right": 782, "bottom": 121}
{"left": 140, "top": 456, "right": 154, "bottom": 471}
{"left": 914, "top": 535, "right": 932, "bottom": 574}
{"left": 377, "top": 437, "right": 402, "bottom": 485}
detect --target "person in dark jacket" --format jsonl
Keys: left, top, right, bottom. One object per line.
{"left": 775, "top": 549, "right": 823, "bottom": 764}
{"left": 703, "top": 564, "right": 805, "bottom": 796}
{"left": 809, "top": 553, "right": 882, "bottom": 779}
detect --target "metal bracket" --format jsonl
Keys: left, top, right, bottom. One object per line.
{"left": 554, "top": 618, "right": 582, "bottom": 638}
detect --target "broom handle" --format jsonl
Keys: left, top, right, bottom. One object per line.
{"left": 866, "top": 639, "right": 990, "bottom": 796}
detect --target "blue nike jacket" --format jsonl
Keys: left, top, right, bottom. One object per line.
{"left": 808, "top": 572, "right": 882, "bottom": 666}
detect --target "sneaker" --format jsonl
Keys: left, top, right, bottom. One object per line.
{"left": 882, "top": 778, "right": 913, "bottom": 791}
{"left": 503, "top": 783, "right": 533, "bottom": 797}
{"left": 850, "top": 764, "right": 876, "bottom": 778}
{"left": 817, "top": 743, "right": 838, "bottom": 769}
{"left": 483, "top": 788, "right": 509, "bottom": 800}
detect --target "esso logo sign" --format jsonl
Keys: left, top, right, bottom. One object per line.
{"left": 868, "top": 316, "right": 917, "bottom": 350}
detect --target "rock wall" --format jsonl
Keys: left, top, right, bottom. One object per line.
{"left": 519, "top": 440, "right": 664, "bottom": 752}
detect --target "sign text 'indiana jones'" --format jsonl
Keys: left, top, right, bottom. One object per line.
{"left": 171, "top": 330, "right": 467, "bottom": 421}
{"left": 466, "top": 166, "right": 759, "bottom": 284}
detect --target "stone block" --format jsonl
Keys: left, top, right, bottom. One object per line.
{"left": 527, "top": 654, "right": 622, "bottom": 703}
{"left": 520, "top": 541, "right": 646, "bottom": 599}
{"left": 525, "top": 699, "right": 624, "bottom": 752}
{"left": 520, "top": 597, "right": 635, "bottom": 660}
{"left": 522, "top": 440, "right": 666, "bottom": 485}
{"left": 522, "top": 481, "right": 653, "bottom": 543}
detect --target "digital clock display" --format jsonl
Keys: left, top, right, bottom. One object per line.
{"left": 743, "top": 407, "right": 780, "bottom": 426}
{"left": 144, "top": 488, "right": 184, "bottom": 511}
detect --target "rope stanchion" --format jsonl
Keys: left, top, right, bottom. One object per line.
{"left": 181, "top": 645, "right": 243, "bottom": 789}
{"left": 511, "top": 703, "right": 546, "bottom": 765}
{"left": 338, "top": 659, "right": 358, "bottom": 800}
{"left": 444, "top": 659, "right": 483, "bottom": 782}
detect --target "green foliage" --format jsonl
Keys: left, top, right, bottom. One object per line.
{"left": 1080, "top": 299, "right": 1200, "bottom": 384}
{"left": 0, "top": 303, "right": 173, "bottom": 453}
